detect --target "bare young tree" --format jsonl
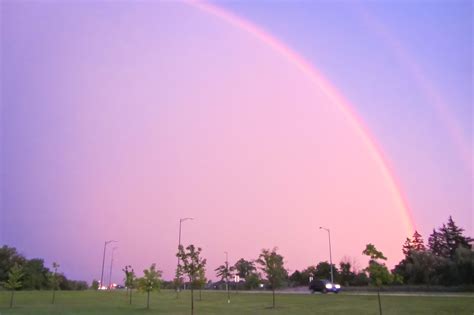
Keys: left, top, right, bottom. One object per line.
{"left": 122, "top": 265, "right": 136, "bottom": 304}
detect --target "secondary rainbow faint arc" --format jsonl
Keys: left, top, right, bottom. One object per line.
{"left": 189, "top": 1, "right": 416, "bottom": 236}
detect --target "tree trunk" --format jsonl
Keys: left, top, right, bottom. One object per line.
{"left": 147, "top": 291, "right": 150, "bottom": 309}
{"left": 129, "top": 288, "right": 132, "bottom": 305}
{"left": 10, "top": 290, "right": 14, "bottom": 308}
{"left": 377, "top": 287, "right": 383, "bottom": 315}
{"left": 272, "top": 289, "right": 275, "bottom": 308}
{"left": 52, "top": 289, "right": 56, "bottom": 304}
{"left": 191, "top": 288, "right": 194, "bottom": 315}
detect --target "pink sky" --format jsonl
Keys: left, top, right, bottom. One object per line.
{"left": 2, "top": 1, "right": 467, "bottom": 283}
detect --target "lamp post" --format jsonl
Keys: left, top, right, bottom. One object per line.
{"left": 177, "top": 217, "right": 193, "bottom": 294}
{"left": 225, "top": 251, "right": 230, "bottom": 303}
{"left": 100, "top": 240, "right": 117, "bottom": 289}
{"left": 319, "top": 227, "right": 334, "bottom": 283}
{"left": 108, "top": 247, "right": 118, "bottom": 289}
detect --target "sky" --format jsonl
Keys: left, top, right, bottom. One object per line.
{"left": 0, "top": 1, "right": 472, "bottom": 284}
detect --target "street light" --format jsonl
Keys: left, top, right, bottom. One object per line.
{"left": 108, "top": 247, "right": 118, "bottom": 289}
{"left": 177, "top": 217, "right": 194, "bottom": 294}
{"left": 319, "top": 227, "right": 334, "bottom": 283}
{"left": 225, "top": 251, "right": 230, "bottom": 304}
{"left": 100, "top": 240, "right": 117, "bottom": 290}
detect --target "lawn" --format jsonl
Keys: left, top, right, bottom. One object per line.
{"left": 0, "top": 290, "right": 472, "bottom": 315}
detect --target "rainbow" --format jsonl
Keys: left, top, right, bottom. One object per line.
{"left": 188, "top": 0, "right": 416, "bottom": 236}
{"left": 357, "top": 7, "right": 473, "bottom": 175}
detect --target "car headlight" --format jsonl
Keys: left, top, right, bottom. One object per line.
{"left": 325, "top": 283, "right": 333, "bottom": 289}
{"left": 335, "top": 284, "right": 341, "bottom": 289}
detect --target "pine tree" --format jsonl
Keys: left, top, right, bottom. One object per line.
{"left": 428, "top": 228, "right": 449, "bottom": 257}
{"left": 412, "top": 231, "right": 426, "bottom": 252}
{"left": 402, "top": 237, "right": 414, "bottom": 257}
{"left": 440, "top": 216, "right": 472, "bottom": 258}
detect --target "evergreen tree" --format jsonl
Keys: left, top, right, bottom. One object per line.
{"left": 441, "top": 216, "right": 472, "bottom": 258}
{"left": 402, "top": 238, "right": 414, "bottom": 257}
{"left": 429, "top": 216, "right": 472, "bottom": 259}
{"left": 428, "top": 228, "right": 449, "bottom": 258}
{"left": 411, "top": 231, "right": 426, "bottom": 251}
{"left": 403, "top": 231, "right": 426, "bottom": 259}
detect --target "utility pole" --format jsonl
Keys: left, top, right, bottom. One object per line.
{"left": 225, "top": 251, "right": 230, "bottom": 303}
{"left": 100, "top": 240, "right": 117, "bottom": 289}
{"left": 108, "top": 247, "right": 118, "bottom": 289}
{"left": 177, "top": 217, "right": 193, "bottom": 297}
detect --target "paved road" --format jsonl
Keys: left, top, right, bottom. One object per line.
{"left": 210, "top": 289, "right": 474, "bottom": 298}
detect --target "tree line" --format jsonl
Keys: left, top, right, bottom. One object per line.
{"left": 0, "top": 246, "right": 87, "bottom": 307}
{"left": 288, "top": 216, "right": 472, "bottom": 287}
{"left": 1, "top": 216, "right": 472, "bottom": 311}
{"left": 0, "top": 246, "right": 88, "bottom": 291}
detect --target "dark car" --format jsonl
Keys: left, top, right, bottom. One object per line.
{"left": 309, "top": 279, "right": 341, "bottom": 294}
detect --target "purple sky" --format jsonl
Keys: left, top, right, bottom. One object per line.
{"left": 1, "top": 1, "right": 471, "bottom": 283}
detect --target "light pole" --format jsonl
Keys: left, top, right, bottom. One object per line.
{"left": 225, "top": 251, "right": 230, "bottom": 303}
{"left": 108, "top": 247, "right": 118, "bottom": 289}
{"left": 177, "top": 217, "right": 193, "bottom": 294}
{"left": 319, "top": 227, "right": 334, "bottom": 283}
{"left": 100, "top": 240, "right": 117, "bottom": 290}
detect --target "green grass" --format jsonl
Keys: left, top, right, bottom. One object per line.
{"left": 0, "top": 290, "right": 472, "bottom": 314}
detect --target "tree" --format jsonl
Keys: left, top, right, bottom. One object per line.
{"left": 2, "top": 263, "right": 23, "bottom": 308}
{"left": 194, "top": 267, "right": 207, "bottom": 301}
{"left": 411, "top": 231, "right": 426, "bottom": 252}
{"left": 22, "top": 258, "right": 49, "bottom": 290}
{"left": 245, "top": 271, "right": 261, "bottom": 290}
{"left": 91, "top": 279, "right": 99, "bottom": 290}
{"left": 363, "top": 244, "right": 390, "bottom": 315}
{"left": 363, "top": 244, "right": 387, "bottom": 261}
{"left": 339, "top": 261, "right": 355, "bottom": 286}
{"left": 289, "top": 270, "right": 303, "bottom": 286}
{"left": 215, "top": 262, "right": 234, "bottom": 303}
{"left": 177, "top": 244, "right": 207, "bottom": 315}
{"left": 256, "top": 248, "right": 288, "bottom": 309}
{"left": 352, "top": 272, "right": 369, "bottom": 286}
{"left": 428, "top": 228, "right": 447, "bottom": 257}
{"left": 453, "top": 246, "right": 474, "bottom": 285}
{"left": 396, "top": 231, "right": 427, "bottom": 284}
{"left": 137, "top": 263, "right": 162, "bottom": 309}
{"left": 0, "top": 246, "right": 26, "bottom": 284}
{"left": 123, "top": 265, "right": 136, "bottom": 304}
{"left": 428, "top": 216, "right": 472, "bottom": 259}
{"left": 440, "top": 216, "right": 472, "bottom": 258}
{"left": 173, "top": 267, "right": 184, "bottom": 298}
{"left": 49, "top": 262, "right": 60, "bottom": 304}
{"left": 314, "top": 261, "right": 339, "bottom": 281}
{"left": 402, "top": 250, "right": 447, "bottom": 285}
{"left": 233, "top": 258, "right": 256, "bottom": 280}
{"left": 301, "top": 266, "right": 317, "bottom": 285}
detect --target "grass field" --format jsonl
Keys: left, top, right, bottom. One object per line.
{"left": 0, "top": 290, "right": 472, "bottom": 314}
